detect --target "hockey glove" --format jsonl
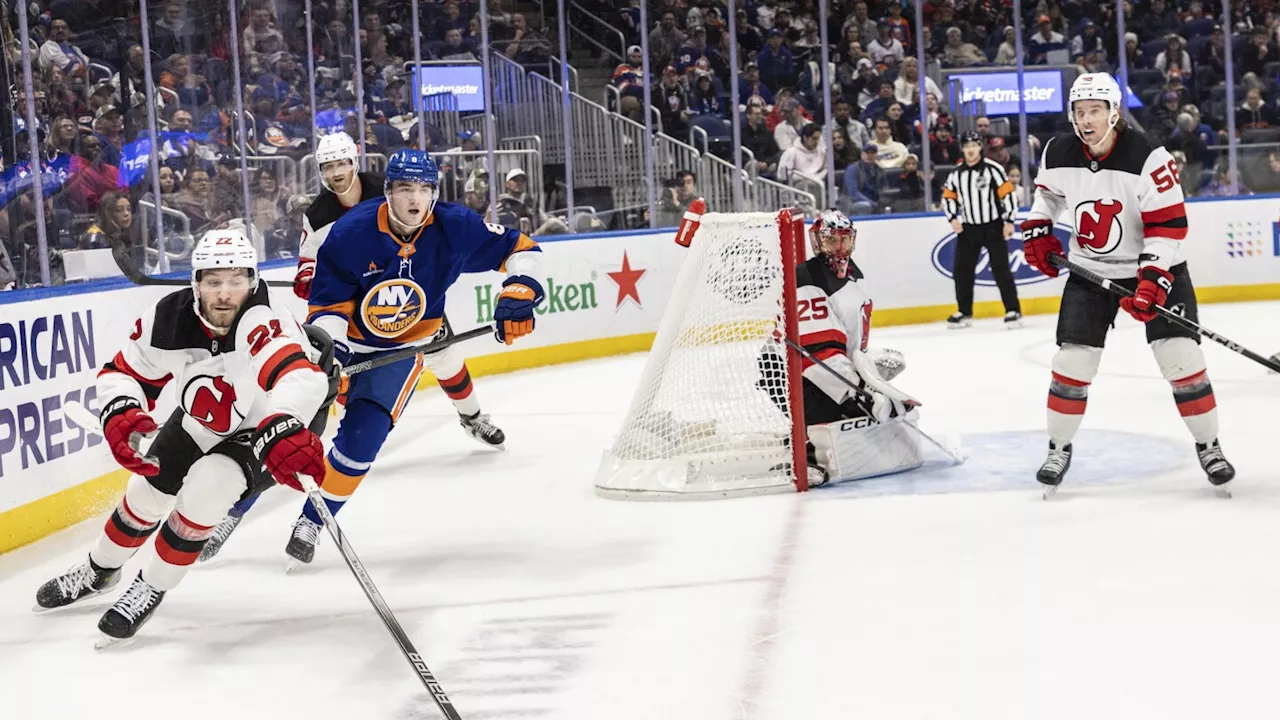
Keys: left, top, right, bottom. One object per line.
{"left": 1020, "top": 218, "right": 1062, "bottom": 278}
{"left": 332, "top": 337, "right": 353, "bottom": 368}
{"left": 101, "top": 397, "right": 160, "bottom": 476}
{"left": 494, "top": 275, "right": 545, "bottom": 345}
{"left": 252, "top": 414, "right": 326, "bottom": 493}
{"left": 1119, "top": 266, "right": 1174, "bottom": 323}
{"left": 293, "top": 260, "right": 315, "bottom": 300}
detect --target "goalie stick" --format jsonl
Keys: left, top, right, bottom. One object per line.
{"left": 60, "top": 401, "right": 464, "bottom": 719}
{"left": 1048, "top": 255, "right": 1280, "bottom": 374}
{"left": 780, "top": 337, "right": 965, "bottom": 464}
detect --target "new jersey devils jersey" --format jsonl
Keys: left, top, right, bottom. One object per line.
{"left": 1028, "top": 129, "right": 1188, "bottom": 279}
{"left": 298, "top": 172, "right": 385, "bottom": 268}
{"left": 97, "top": 285, "right": 329, "bottom": 453}
{"left": 795, "top": 256, "right": 874, "bottom": 405}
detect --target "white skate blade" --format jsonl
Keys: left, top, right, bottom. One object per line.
{"left": 94, "top": 633, "right": 134, "bottom": 651}
{"left": 1213, "top": 483, "right": 1232, "bottom": 499}
{"left": 946, "top": 321, "right": 971, "bottom": 330}
{"left": 1005, "top": 320, "right": 1024, "bottom": 329}
{"left": 467, "top": 434, "right": 506, "bottom": 451}
{"left": 285, "top": 558, "right": 306, "bottom": 574}
{"left": 32, "top": 587, "right": 112, "bottom": 613}
{"left": 1042, "top": 484, "right": 1061, "bottom": 500}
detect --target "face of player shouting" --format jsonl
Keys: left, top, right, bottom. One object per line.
{"left": 1072, "top": 98, "right": 1118, "bottom": 155}
{"left": 385, "top": 180, "right": 435, "bottom": 234}
{"left": 197, "top": 268, "right": 253, "bottom": 333}
{"left": 321, "top": 158, "right": 357, "bottom": 195}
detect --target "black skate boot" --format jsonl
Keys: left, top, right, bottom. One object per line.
{"left": 1197, "top": 439, "right": 1235, "bottom": 495}
{"left": 285, "top": 515, "right": 323, "bottom": 571}
{"left": 460, "top": 412, "right": 506, "bottom": 450}
{"left": 1036, "top": 442, "right": 1073, "bottom": 498}
{"left": 946, "top": 312, "right": 972, "bottom": 330}
{"left": 1004, "top": 311, "right": 1024, "bottom": 328}
{"left": 34, "top": 556, "right": 120, "bottom": 612}
{"left": 97, "top": 572, "right": 165, "bottom": 645}
{"left": 198, "top": 511, "right": 243, "bottom": 562}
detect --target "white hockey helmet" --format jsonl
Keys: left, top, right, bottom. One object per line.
{"left": 191, "top": 228, "right": 258, "bottom": 287}
{"left": 1068, "top": 72, "right": 1123, "bottom": 148}
{"left": 810, "top": 209, "right": 856, "bottom": 278}
{"left": 316, "top": 131, "right": 359, "bottom": 193}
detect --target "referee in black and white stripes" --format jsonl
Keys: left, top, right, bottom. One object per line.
{"left": 941, "top": 131, "right": 1022, "bottom": 329}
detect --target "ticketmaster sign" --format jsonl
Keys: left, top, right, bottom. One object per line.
{"left": 949, "top": 70, "right": 1064, "bottom": 115}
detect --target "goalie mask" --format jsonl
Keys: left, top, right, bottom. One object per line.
{"left": 809, "top": 210, "right": 855, "bottom": 279}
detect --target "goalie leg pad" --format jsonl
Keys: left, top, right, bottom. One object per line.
{"left": 809, "top": 411, "right": 925, "bottom": 483}
{"left": 1046, "top": 344, "right": 1101, "bottom": 446}
{"left": 1152, "top": 337, "right": 1219, "bottom": 443}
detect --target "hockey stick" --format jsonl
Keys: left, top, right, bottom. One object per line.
{"left": 59, "top": 401, "right": 462, "bottom": 718}
{"left": 780, "top": 337, "right": 965, "bottom": 464}
{"left": 294, "top": 473, "right": 463, "bottom": 719}
{"left": 1047, "top": 255, "right": 1280, "bottom": 374}
{"left": 342, "top": 326, "right": 494, "bottom": 375}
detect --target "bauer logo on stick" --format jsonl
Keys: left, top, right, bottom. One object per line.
{"left": 360, "top": 278, "right": 427, "bottom": 338}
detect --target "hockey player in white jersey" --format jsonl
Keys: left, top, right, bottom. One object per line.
{"left": 1020, "top": 72, "right": 1234, "bottom": 491}
{"left": 755, "top": 210, "right": 921, "bottom": 485}
{"left": 33, "top": 229, "right": 334, "bottom": 642}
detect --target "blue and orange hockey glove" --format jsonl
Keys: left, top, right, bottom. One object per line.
{"left": 494, "top": 275, "right": 545, "bottom": 345}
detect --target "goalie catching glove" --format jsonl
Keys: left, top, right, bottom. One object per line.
{"left": 494, "top": 275, "right": 545, "bottom": 345}
{"left": 253, "top": 414, "right": 326, "bottom": 492}
{"left": 101, "top": 397, "right": 161, "bottom": 476}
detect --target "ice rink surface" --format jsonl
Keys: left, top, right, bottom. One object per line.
{"left": 3, "top": 301, "right": 1279, "bottom": 720}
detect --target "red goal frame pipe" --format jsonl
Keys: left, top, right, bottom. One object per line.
{"left": 779, "top": 209, "right": 808, "bottom": 492}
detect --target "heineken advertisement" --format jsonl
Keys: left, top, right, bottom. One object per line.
{"left": 474, "top": 277, "right": 600, "bottom": 324}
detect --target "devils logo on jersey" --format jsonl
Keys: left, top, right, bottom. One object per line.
{"left": 1075, "top": 199, "right": 1125, "bottom": 254}
{"left": 182, "top": 375, "right": 244, "bottom": 435}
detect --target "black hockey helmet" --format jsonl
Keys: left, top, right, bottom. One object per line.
{"left": 959, "top": 130, "right": 984, "bottom": 148}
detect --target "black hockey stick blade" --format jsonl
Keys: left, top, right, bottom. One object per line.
{"left": 342, "top": 326, "right": 494, "bottom": 376}
{"left": 296, "top": 474, "right": 463, "bottom": 719}
{"left": 1047, "top": 255, "right": 1280, "bottom": 374}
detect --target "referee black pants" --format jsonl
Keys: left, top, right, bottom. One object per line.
{"left": 954, "top": 220, "right": 1020, "bottom": 316}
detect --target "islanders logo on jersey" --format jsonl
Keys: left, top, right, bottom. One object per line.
{"left": 361, "top": 278, "right": 427, "bottom": 338}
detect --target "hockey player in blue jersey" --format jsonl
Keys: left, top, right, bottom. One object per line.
{"left": 283, "top": 148, "right": 543, "bottom": 565}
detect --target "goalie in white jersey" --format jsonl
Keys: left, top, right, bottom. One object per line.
{"left": 1020, "top": 72, "right": 1234, "bottom": 490}
{"left": 32, "top": 229, "right": 335, "bottom": 643}
{"left": 760, "top": 210, "right": 922, "bottom": 486}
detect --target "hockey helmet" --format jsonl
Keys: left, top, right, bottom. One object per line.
{"left": 810, "top": 209, "right": 855, "bottom": 279}
{"left": 190, "top": 228, "right": 259, "bottom": 327}
{"left": 384, "top": 148, "right": 440, "bottom": 228}
{"left": 1068, "top": 72, "right": 1122, "bottom": 149}
{"left": 315, "top": 131, "right": 358, "bottom": 166}
{"left": 959, "top": 130, "right": 984, "bottom": 149}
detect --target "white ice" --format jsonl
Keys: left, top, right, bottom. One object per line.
{"left": 3, "top": 302, "right": 1280, "bottom": 720}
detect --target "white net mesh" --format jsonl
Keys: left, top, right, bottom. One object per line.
{"left": 595, "top": 211, "right": 801, "bottom": 499}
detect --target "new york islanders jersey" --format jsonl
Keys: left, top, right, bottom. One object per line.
{"left": 307, "top": 199, "right": 540, "bottom": 354}
{"left": 796, "top": 256, "right": 873, "bottom": 405}
{"left": 297, "top": 172, "right": 385, "bottom": 268}
{"left": 98, "top": 285, "right": 328, "bottom": 453}
{"left": 1028, "top": 129, "right": 1188, "bottom": 279}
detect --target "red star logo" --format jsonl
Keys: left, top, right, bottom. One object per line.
{"left": 607, "top": 251, "right": 646, "bottom": 309}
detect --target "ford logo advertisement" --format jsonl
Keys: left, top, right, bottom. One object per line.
{"left": 931, "top": 223, "right": 1073, "bottom": 286}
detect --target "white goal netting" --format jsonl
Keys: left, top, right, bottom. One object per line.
{"left": 595, "top": 211, "right": 804, "bottom": 499}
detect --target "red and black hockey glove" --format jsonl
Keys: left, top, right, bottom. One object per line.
{"left": 494, "top": 276, "right": 545, "bottom": 345}
{"left": 293, "top": 261, "right": 315, "bottom": 301}
{"left": 252, "top": 414, "right": 325, "bottom": 492}
{"left": 1019, "top": 218, "right": 1063, "bottom": 278}
{"left": 1119, "top": 266, "right": 1174, "bottom": 323}
{"left": 101, "top": 397, "right": 160, "bottom": 476}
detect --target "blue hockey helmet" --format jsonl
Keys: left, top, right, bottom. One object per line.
{"left": 384, "top": 148, "right": 439, "bottom": 188}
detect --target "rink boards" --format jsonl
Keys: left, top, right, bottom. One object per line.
{"left": 2, "top": 194, "right": 1279, "bottom": 552}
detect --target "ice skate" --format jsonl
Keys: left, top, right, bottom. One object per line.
{"left": 946, "top": 312, "right": 972, "bottom": 329}
{"left": 198, "top": 512, "right": 243, "bottom": 562}
{"left": 34, "top": 556, "right": 120, "bottom": 612}
{"left": 460, "top": 412, "right": 505, "bottom": 450}
{"left": 805, "top": 444, "right": 829, "bottom": 487}
{"left": 1196, "top": 439, "right": 1235, "bottom": 497}
{"left": 96, "top": 573, "right": 165, "bottom": 648}
{"left": 285, "top": 516, "right": 323, "bottom": 572}
{"left": 1004, "top": 311, "right": 1023, "bottom": 328}
{"left": 1037, "top": 442, "right": 1073, "bottom": 499}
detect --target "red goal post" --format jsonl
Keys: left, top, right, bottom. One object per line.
{"left": 594, "top": 207, "right": 809, "bottom": 500}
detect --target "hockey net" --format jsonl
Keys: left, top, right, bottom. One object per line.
{"left": 595, "top": 209, "right": 807, "bottom": 499}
